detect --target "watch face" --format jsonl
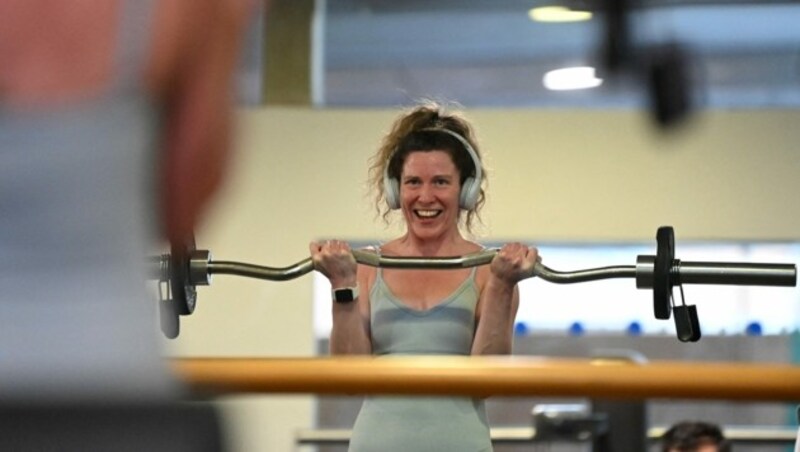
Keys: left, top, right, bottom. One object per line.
{"left": 334, "top": 288, "right": 356, "bottom": 303}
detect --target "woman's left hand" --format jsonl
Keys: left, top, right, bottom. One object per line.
{"left": 490, "top": 242, "right": 539, "bottom": 286}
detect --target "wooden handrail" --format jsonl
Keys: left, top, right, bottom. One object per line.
{"left": 171, "top": 356, "right": 800, "bottom": 401}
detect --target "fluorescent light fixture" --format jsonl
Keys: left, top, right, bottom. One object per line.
{"left": 543, "top": 67, "right": 603, "bottom": 91}
{"left": 528, "top": 6, "right": 592, "bottom": 22}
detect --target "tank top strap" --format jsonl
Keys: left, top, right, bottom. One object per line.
{"left": 373, "top": 243, "right": 384, "bottom": 281}
{"left": 113, "top": 0, "right": 156, "bottom": 92}
{"left": 468, "top": 244, "right": 488, "bottom": 282}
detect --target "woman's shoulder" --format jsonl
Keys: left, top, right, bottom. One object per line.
{"left": 465, "top": 239, "right": 486, "bottom": 252}
{"left": 354, "top": 245, "right": 380, "bottom": 287}
{"left": 376, "top": 239, "right": 403, "bottom": 255}
{"left": 462, "top": 240, "right": 493, "bottom": 286}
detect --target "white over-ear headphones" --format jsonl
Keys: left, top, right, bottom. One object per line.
{"left": 383, "top": 128, "right": 483, "bottom": 211}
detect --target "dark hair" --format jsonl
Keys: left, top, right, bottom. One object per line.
{"left": 661, "top": 421, "right": 731, "bottom": 452}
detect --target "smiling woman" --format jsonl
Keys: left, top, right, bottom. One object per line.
{"left": 307, "top": 102, "right": 541, "bottom": 452}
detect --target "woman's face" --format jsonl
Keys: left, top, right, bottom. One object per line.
{"left": 399, "top": 150, "right": 461, "bottom": 241}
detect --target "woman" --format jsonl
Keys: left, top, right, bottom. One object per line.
{"left": 310, "top": 102, "right": 539, "bottom": 451}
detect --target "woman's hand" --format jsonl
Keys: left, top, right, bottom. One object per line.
{"left": 309, "top": 240, "right": 358, "bottom": 288}
{"left": 490, "top": 242, "right": 540, "bottom": 286}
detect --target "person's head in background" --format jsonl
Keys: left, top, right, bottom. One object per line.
{"left": 662, "top": 421, "right": 731, "bottom": 452}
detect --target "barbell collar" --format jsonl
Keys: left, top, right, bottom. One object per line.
{"left": 189, "top": 250, "right": 212, "bottom": 286}
{"left": 636, "top": 255, "right": 656, "bottom": 289}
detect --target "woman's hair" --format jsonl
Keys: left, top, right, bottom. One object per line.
{"left": 367, "top": 101, "right": 488, "bottom": 233}
{"left": 661, "top": 421, "right": 731, "bottom": 452}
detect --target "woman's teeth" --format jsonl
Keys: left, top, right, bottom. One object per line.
{"left": 415, "top": 210, "right": 441, "bottom": 218}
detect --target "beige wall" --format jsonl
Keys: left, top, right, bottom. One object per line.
{"left": 165, "top": 107, "right": 800, "bottom": 451}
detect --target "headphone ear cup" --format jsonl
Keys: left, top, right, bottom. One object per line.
{"left": 459, "top": 177, "right": 479, "bottom": 210}
{"left": 384, "top": 175, "right": 401, "bottom": 210}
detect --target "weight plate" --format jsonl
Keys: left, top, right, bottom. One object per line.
{"left": 170, "top": 233, "right": 197, "bottom": 316}
{"left": 653, "top": 226, "right": 674, "bottom": 320}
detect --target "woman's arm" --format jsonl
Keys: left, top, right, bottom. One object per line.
{"left": 309, "top": 241, "right": 372, "bottom": 355}
{"left": 330, "top": 265, "right": 372, "bottom": 355}
{"left": 471, "top": 243, "right": 537, "bottom": 355}
{"left": 471, "top": 277, "right": 520, "bottom": 355}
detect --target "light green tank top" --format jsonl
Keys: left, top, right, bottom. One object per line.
{"left": 347, "top": 266, "right": 492, "bottom": 452}
{"left": 370, "top": 266, "right": 479, "bottom": 356}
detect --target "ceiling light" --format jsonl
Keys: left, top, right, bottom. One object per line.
{"left": 543, "top": 67, "right": 603, "bottom": 91}
{"left": 528, "top": 6, "right": 592, "bottom": 22}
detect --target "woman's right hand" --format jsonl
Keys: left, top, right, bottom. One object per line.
{"left": 309, "top": 240, "right": 358, "bottom": 288}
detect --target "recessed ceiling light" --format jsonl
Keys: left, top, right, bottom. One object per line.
{"left": 529, "top": 6, "right": 592, "bottom": 23}
{"left": 543, "top": 67, "right": 603, "bottom": 91}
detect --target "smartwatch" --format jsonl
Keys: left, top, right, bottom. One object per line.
{"left": 332, "top": 286, "right": 359, "bottom": 304}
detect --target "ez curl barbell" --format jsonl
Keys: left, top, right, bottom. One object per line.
{"left": 152, "top": 226, "right": 797, "bottom": 341}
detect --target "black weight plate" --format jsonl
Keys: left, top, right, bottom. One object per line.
{"left": 170, "top": 233, "right": 197, "bottom": 316}
{"left": 653, "top": 226, "right": 674, "bottom": 319}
